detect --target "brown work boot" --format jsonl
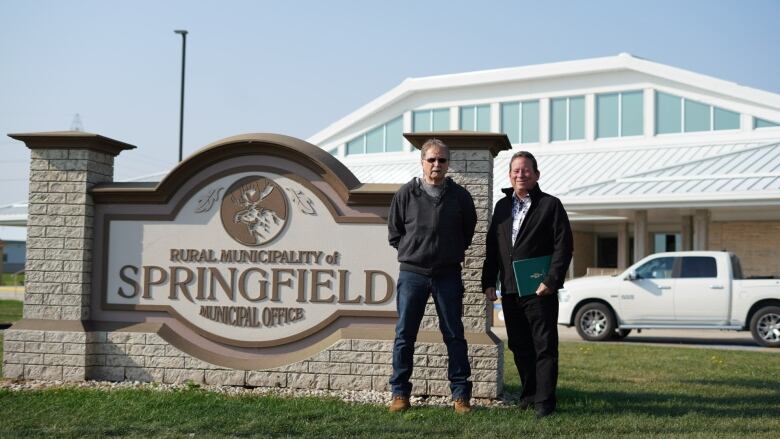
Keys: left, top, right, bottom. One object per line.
{"left": 453, "top": 398, "right": 472, "bottom": 414}
{"left": 388, "top": 395, "right": 410, "bottom": 412}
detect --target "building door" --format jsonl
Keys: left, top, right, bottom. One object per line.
{"left": 653, "top": 233, "right": 682, "bottom": 252}
{"left": 596, "top": 236, "right": 617, "bottom": 268}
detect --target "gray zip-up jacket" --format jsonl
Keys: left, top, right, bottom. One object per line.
{"left": 388, "top": 177, "right": 477, "bottom": 275}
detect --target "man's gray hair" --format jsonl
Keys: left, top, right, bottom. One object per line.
{"left": 509, "top": 150, "right": 539, "bottom": 173}
{"left": 420, "top": 138, "right": 450, "bottom": 159}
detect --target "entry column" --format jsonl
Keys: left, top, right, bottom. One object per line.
{"left": 617, "top": 222, "right": 630, "bottom": 269}
{"left": 693, "top": 209, "right": 710, "bottom": 250}
{"left": 633, "top": 210, "right": 649, "bottom": 263}
{"left": 681, "top": 215, "right": 693, "bottom": 251}
{"left": 3, "top": 131, "right": 134, "bottom": 381}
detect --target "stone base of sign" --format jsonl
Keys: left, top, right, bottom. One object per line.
{"left": 3, "top": 326, "right": 503, "bottom": 398}
{"left": 2, "top": 328, "right": 89, "bottom": 381}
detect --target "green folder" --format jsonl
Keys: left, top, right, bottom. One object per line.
{"left": 512, "top": 255, "right": 552, "bottom": 296}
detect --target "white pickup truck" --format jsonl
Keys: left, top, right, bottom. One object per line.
{"left": 558, "top": 251, "right": 780, "bottom": 347}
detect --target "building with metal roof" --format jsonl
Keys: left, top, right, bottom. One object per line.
{"left": 308, "top": 54, "right": 780, "bottom": 277}
{"left": 4, "top": 54, "right": 780, "bottom": 278}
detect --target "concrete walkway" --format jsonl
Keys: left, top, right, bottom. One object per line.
{"left": 0, "top": 286, "right": 23, "bottom": 301}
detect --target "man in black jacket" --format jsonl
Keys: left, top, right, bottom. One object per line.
{"left": 387, "top": 138, "right": 477, "bottom": 414}
{"left": 482, "top": 151, "right": 573, "bottom": 418}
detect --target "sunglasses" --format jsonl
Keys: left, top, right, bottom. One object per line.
{"left": 425, "top": 158, "right": 448, "bottom": 164}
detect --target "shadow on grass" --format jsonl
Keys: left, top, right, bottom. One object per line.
{"left": 681, "top": 376, "right": 780, "bottom": 394}
{"left": 503, "top": 381, "right": 780, "bottom": 418}
{"left": 556, "top": 382, "right": 780, "bottom": 418}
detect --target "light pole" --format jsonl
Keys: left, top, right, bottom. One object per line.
{"left": 174, "top": 29, "right": 188, "bottom": 162}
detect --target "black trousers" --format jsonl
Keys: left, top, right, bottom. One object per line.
{"left": 502, "top": 293, "right": 559, "bottom": 409}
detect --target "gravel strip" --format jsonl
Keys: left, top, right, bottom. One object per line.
{"left": 0, "top": 379, "right": 515, "bottom": 408}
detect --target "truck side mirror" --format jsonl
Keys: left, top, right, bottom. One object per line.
{"left": 625, "top": 271, "right": 637, "bottom": 281}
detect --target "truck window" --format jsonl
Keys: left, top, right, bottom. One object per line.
{"left": 678, "top": 256, "right": 717, "bottom": 278}
{"left": 635, "top": 257, "right": 674, "bottom": 279}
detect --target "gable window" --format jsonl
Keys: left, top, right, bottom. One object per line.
{"left": 684, "top": 99, "right": 710, "bottom": 132}
{"left": 345, "top": 116, "right": 403, "bottom": 156}
{"left": 596, "top": 91, "right": 643, "bottom": 138}
{"left": 656, "top": 92, "right": 682, "bottom": 134}
{"left": 501, "top": 101, "right": 539, "bottom": 144}
{"left": 656, "top": 91, "right": 740, "bottom": 134}
{"left": 714, "top": 108, "right": 739, "bottom": 130}
{"left": 754, "top": 117, "right": 780, "bottom": 129}
{"left": 413, "top": 108, "right": 450, "bottom": 132}
{"left": 460, "top": 105, "right": 491, "bottom": 131}
{"left": 550, "top": 96, "right": 584, "bottom": 141}
{"left": 346, "top": 137, "right": 364, "bottom": 155}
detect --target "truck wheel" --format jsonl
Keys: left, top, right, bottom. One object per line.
{"left": 574, "top": 303, "right": 616, "bottom": 342}
{"left": 750, "top": 306, "right": 780, "bottom": 348}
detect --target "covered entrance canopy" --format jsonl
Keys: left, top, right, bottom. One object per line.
{"left": 557, "top": 141, "right": 780, "bottom": 276}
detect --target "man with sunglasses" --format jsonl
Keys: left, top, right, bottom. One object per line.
{"left": 387, "top": 138, "right": 477, "bottom": 414}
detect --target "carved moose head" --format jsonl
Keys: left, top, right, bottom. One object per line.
{"left": 233, "top": 183, "right": 281, "bottom": 243}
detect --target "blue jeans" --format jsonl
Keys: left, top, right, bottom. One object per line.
{"left": 389, "top": 270, "right": 472, "bottom": 400}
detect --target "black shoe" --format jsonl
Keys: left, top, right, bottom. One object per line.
{"left": 535, "top": 405, "right": 555, "bottom": 418}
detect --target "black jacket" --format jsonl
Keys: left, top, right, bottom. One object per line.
{"left": 388, "top": 177, "right": 477, "bottom": 275}
{"left": 481, "top": 184, "right": 573, "bottom": 294}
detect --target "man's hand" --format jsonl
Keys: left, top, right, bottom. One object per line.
{"left": 535, "top": 282, "right": 556, "bottom": 296}
{"left": 484, "top": 287, "right": 498, "bottom": 301}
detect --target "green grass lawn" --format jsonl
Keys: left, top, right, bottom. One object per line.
{"left": 0, "top": 300, "right": 777, "bottom": 437}
{"left": 0, "top": 300, "right": 23, "bottom": 324}
{"left": 0, "top": 334, "right": 777, "bottom": 438}
{"left": 0, "top": 273, "right": 24, "bottom": 286}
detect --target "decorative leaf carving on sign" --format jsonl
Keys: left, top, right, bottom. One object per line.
{"left": 195, "top": 187, "right": 224, "bottom": 213}
{"left": 285, "top": 187, "right": 317, "bottom": 215}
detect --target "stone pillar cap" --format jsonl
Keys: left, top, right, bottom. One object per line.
{"left": 8, "top": 131, "right": 137, "bottom": 157}
{"left": 403, "top": 131, "right": 511, "bottom": 157}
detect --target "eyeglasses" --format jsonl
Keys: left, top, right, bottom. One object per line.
{"left": 425, "top": 158, "right": 448, "bottom": 164}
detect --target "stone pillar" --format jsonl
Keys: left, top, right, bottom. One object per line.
{"left": 451, "top": 150, "right": 493, "bottom": 332}
{"left": 404, "top": 132, "right": 510, "bottom": 397}
{"left": 617, "top": 222, "right": 630, "bottom": 269}
{"left": 693, "top": 210, "right": 710, "bottom": 250}
{"left": 633, "top": 210, "right": 649, "bottom": 263}
{"left": 2, "top": 131, "right": 134, "bottom": 381}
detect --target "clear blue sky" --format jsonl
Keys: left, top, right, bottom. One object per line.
{"left": 1, "top": 0, "right": 779, "bottom": 208}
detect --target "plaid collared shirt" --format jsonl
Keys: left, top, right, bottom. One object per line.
{"left": 511, "top": 192, "right": 531, "bottom": 244}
